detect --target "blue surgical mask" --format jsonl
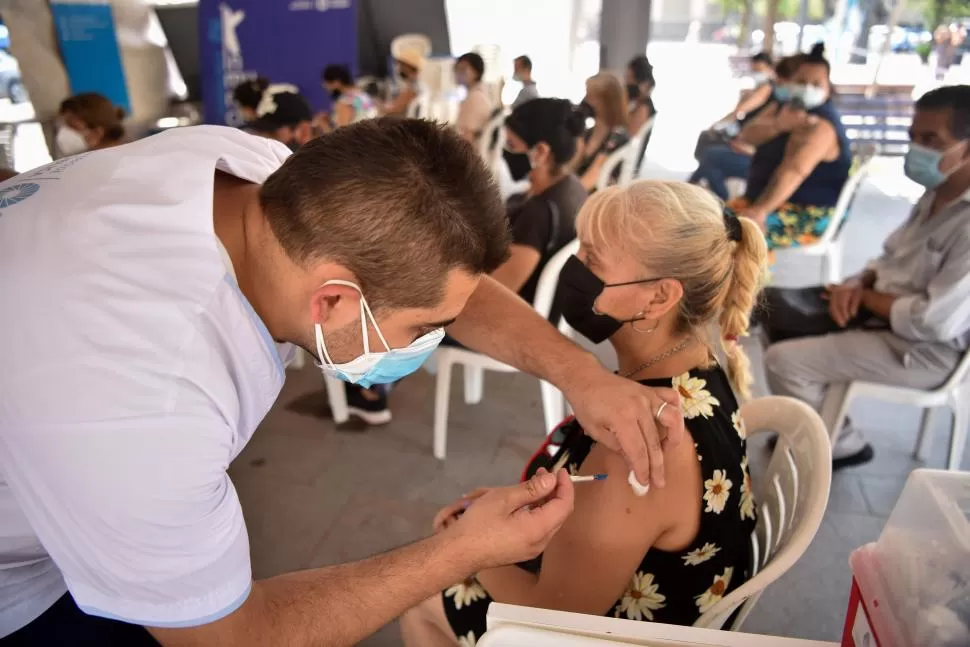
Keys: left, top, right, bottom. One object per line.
{"left": 313, "top": 280, "right": 444, "bottom": 388}
{"left": 773, "top": 85, "right": 792, "bottom": 103}
{"left": 904, "top": 141, "right": 969, "bottom": 190}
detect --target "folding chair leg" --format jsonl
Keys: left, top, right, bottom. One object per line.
{"left": 433, "top": 359, "right": 454, "bottom": 460}
{"left": 539, "top": 380, "right": 565, "bottom": 435}
{"left": 325, "top": 375, "right": 349, "bottom": 424}
{"left": 947, "top": 393, "right": 969, "bottom": 471}
{"left": 463, "top": 365, "right": 484, "bottom": 405}
{"left": 913, "top": 408, "right": 936, "bottom": 461}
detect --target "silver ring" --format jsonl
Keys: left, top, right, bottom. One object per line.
{"left": 655, "top": 401, "right": 669, "bottom": 421}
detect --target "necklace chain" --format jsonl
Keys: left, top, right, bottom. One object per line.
{"left": 621, "top": 337, "right": 693, "bottom": 379}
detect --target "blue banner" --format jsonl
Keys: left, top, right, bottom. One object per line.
{"left": 50, "top": 2, "right": 130, "bottom": 113}
{"left": 200, "top": 0, "right": 358, "bottom": 126}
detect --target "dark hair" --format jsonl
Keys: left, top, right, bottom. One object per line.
{"left": 775, "top": 54, "right": 805, "bottom": 80}
{"left": 514, "top": 55, "right": 532, "bottom": 71}
{"left": 802, "top": 42, "right": 831, "bottom": 74}
{"left": 457, "top": 52, "right": 485, "bottom": 81}
{"left": 59, "top": 93, "right": 125, "bottom": 141}
{"left": 233, "top": 76, "right": 269, "bottom": 110}
{"left": 627, "top": 55, "right": 654, "bottom": 85}
{"left": 505, "top": 98, "right": 585, "bottom": 169}
{"left": 260, "top": 118, "right": 509, "bottom": 310}
{"left": 916, "top": 85, "right": 970, "bottom": 140}
{"left": 751, "top": 52, "right": 773, "bottom": 66}
{"left": 322, "top": 64, "right": 353, "bottom": 86}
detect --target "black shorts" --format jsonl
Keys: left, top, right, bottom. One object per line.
{"left": 1, "top": 594, "right": 158, "bottom": 646}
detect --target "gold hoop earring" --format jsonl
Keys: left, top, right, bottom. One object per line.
{"left": 631, "top": 315, "right": 657, "bottom": 334}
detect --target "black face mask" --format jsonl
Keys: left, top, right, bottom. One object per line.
{"left": 329, "top": 88, "right": 343, "bottom": 100}
{"left": 626, "top": 83, "right": 642, "bottom": 101}
{"left": 286, "top": 139, "right": 300, "bottom": 152}
{"left": 558, "top": 255, "right": 659, "bottom": 344}
{"left": 503, "top": 149, "right": 532, "bottom": 182}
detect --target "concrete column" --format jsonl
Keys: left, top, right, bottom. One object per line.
{"left": 598, "top": 0, "right": 652, "bottom": 72}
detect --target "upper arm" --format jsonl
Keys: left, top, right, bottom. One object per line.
{"left": 735, "top": 84, "right": 772, "bottom": 117}
{"left": 333, "top": 102, "right": 354, "bottom": 127}
{"left": 781, "top": 120, "right": 837, "bottom": 176}
{"left": 526, "top": 440, "right": 700, "bottom": 615}
{"left": 2, "top": 413, "right": 252, "bottom": 630}
{"left": 491, "top": 244, "right": 542, "bottom": 294}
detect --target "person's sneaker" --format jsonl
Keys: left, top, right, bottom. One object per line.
{"left": 832, "top": 443, "right": 875, "bottom": 471}
{"left": 344, "top": 383, "right": 392, "bottom": 427}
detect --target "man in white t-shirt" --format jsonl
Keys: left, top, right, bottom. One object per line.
{"left": 0, "top": 119, "right": 683, "bottom": 645}
{"left": 455, "top": 51, "right": 495, "bottom": 144}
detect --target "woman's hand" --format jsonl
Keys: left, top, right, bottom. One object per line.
{"left": 775, "top": 104, "right": 809, "bottom": 133}
{"left": 433, "top": 488, "right": 493, "bottom": 533}
{"left": 738, "top": 204, "right": 770, "bottom": 229}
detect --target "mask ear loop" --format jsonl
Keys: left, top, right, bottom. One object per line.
{"left": 315, "top": 280, "right": 392, "bottom": 366}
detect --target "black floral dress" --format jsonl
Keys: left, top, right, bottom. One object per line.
{"left": 441, "top": 366, "right": 757, "bottom": 645}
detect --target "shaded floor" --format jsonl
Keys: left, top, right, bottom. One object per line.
{"left": 230, "top": 161, "right": 965, "bottom": 645}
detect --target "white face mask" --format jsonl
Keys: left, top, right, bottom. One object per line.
{"left": 56, "top": 126, "right": 88, "bottom": 156}
{"left": 791, "top": 84, "right": 827, "bottom": 110}
{"left": 313, "top": 280, "right": 444, "bottom": 388}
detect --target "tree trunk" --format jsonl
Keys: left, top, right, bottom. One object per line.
{"left": 738, "top": 0, "right": 753, "bottom": 49}
{"left": 763, "top": 0, "right": 781, "bottom": 55}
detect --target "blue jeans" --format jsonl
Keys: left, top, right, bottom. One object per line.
{"left": 689, "top": 145, "right": 752, "bottom": 200}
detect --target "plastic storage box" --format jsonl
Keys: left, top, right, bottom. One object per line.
{"left": 842, "top": 469, "right": 970, "bottom": 647}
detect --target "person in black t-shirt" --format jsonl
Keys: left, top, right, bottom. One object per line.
{"left": 342, "top": 99, "right": 589, "bottom": 427}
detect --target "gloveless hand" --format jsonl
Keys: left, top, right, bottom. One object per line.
{"left": 824, "top": 281, "right": 865, "bottom": 328}
{"left": 561, "top": 364, "right": 684, "bottom": 488}
{"left": 447, "top": 468, "right": 574, "bottom": 571}
{"left": 433, "top": 488, "right": 493, "bottom": 534}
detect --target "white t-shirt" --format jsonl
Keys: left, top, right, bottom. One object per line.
{"left": 0, "top": 126, "right": 295, "bottom": 636}
{"left": 456, "top": 83, "right": 495, "bottom": 137}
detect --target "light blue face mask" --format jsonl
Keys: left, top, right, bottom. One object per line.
{"left": 904, "top": 141, "right": 969, "bottom": 190}
{"left": 773, "top": 85, "right": 792, "bottom": 103}
{"left": 314, "top": 280, "right": 445, "bottom": 388}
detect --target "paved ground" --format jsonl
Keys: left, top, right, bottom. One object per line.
{"left": 230, "top": 159, "right": 966, "bottom": 645}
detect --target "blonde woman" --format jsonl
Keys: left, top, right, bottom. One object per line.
{"left": 401, "top": 181, "right": 767, "bottom": 645}
{"left": 574, "top": 72, "right": 631, "bottom": 191}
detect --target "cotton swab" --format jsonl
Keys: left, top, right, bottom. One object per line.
{"left": 569, "top": 474, "right": 608, "bottom": 483}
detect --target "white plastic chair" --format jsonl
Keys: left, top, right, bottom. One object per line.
{"left": 405, "top": 91, "right": 431, "bottom": 119}
{"left": 594, "top": 142, "right": 632, "bottom": 192}
{"left": 819, "top": 348, "right": 970, "bottom": 471}
{"left": 772, "top": 158, "right": 873, "bottom": 285}
{"left": 390, "top": 33, "right": 432, "bottom": 60}
{"left": 619, "top": 117, "right": 655, "bottom": 185}
{"left": 477, "top": 108, "right": 508, "bottom": 173}
{"left": 695, "top": 396, "right": 832, "bottom": 630}
{"left": 431, "top": 240, "right": 579, "bottom": 460}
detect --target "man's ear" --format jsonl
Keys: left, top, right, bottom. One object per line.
{"left": 310, "top": 281, "right": 362, "bottom": 327}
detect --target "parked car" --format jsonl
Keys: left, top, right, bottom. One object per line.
{"left": 0, "top": 50, "right": 27, "bottom": 104}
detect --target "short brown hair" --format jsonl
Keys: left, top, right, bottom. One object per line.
{"left": 260, "top": 118, "right": 510, "bottom": 310}
{"left": 60, "top": 93, "right": 126, "bottom": 141}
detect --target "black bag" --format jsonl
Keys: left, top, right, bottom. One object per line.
{"left": 760, "top": 286, "right": 888, "bottom": 344}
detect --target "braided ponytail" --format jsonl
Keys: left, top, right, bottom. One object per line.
{"left": 718, "top": 216, "right": 768, "bottom": 400}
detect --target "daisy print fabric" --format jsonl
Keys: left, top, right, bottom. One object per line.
{"left": 440, "top": 366, "right": 758, "bottom": 639}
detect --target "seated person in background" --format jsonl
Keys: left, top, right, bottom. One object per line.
{"left": 56, "top": 93, "right": 127, "bottom": 156}
{"left": 728, "top": 44, "right": 851, "bottom": 251}
{"left": 763, "top": 85, "right": 970, "bottom": 470}
{"left": 401, "top": 180, "right": 765, "bottom": 645}
{"left": 573, "top": 72, "right": 630, "bottom": 191}
{"left": 320, "top": 64, "right": 377, "bottom": 131}
{"left": 343, "top": 98, "right": 589, "bottom": 425}
{"left": 690, "top": 54, "right": 802, "bottom": 200}
{"left": 245, "top": 88, "right": 315, "bottom": 151}
{"left": 232, "top": 76, "right": 269, "bottom": 122}
{"left": 511, "top": 55, "right": 539, "bottom": 108}
{"left": 737, "top": 52, "right": 775, "bottom": 105}
{"left": 454, "top": 51, "right": 494, "bottom": 144}
{"left": 625, "top": 54, "right": 656, "bottom": 137}
{"left": 382, "top": 49, "right": 427, "bottom": 117}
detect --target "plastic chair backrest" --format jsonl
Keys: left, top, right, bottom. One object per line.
{"left": 620, "top": 117, "right": 655, "bottom": 185}
{"left": 406, "top": 91, "right": 430, "bottom": 119}
{"left": 819, "top": 157, "right": 873, "bottom": 246}
{"left": 391, "top": 33, "right": 432, "bottom": 59}
{"left": 695, "top": 396, "right": 832, "bottom": 630}
{"left": 595, "top": 143, "right": 630, "bottom": 192}
{"left": 532, "top": 239, "right": 580, "bottom": 320}
{"left": 477, "top": 108, "right": 508, "bottom": 161}
{"left": 941, "top": 347, "right": 970, "bottom": 392}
